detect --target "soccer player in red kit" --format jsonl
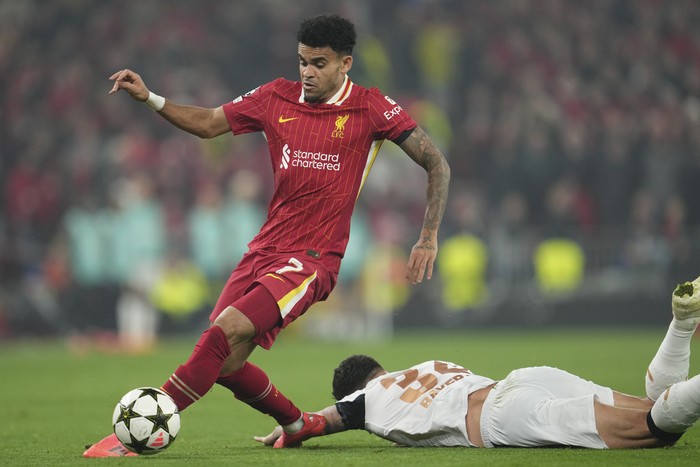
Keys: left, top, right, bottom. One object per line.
{"left": 84, "top": 14, "right": 450, "bottom": 457}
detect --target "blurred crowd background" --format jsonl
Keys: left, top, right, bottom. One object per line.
{"left": 2, "top": 0, "right": 700, "bottom": 346}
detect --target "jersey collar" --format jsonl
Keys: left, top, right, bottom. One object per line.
{"left": 298, "top": 74, "right": 353, "bottom": 106}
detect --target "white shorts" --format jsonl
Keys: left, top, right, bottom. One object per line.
{"left": 480, "top": 366, "right": 614, "bottom": 449}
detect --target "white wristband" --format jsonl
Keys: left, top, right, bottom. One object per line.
{"left": 145, "top": 91, "right": 165, "bottom": 111}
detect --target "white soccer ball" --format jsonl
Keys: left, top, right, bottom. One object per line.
{"left": 112, "top": 387, "right": 180, "bottom": 455}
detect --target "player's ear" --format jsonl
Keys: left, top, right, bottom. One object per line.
{"left": 340, "top": 55, "right": 353, "bottom": 74}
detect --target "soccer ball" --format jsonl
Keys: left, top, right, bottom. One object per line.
{"left": 112, "top": 387, "right": 180, "bottom": 455}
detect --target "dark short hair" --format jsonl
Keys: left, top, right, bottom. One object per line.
{"left": 296, "top": 14, "right": 356, "bottom": 56}
{"left": 332, "top": 354, "right": 382, "bottom": 400}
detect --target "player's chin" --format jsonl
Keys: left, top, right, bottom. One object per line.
{"left": 303, "top": 89, "right": 322, "bottom": 103}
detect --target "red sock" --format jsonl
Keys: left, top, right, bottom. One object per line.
{"left": 161, "top": 326, "right": 231, "bottom": 411}
{"left": 217, "top": 362, "right": 302, "bottom": 426}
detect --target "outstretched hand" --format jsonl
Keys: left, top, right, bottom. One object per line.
{"left": 108, "top": 69, "right": 149, "bottom": 101}
{"left": 253, "top": 425, "right": 283, "bottom": 447}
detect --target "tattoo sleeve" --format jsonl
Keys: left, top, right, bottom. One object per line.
{"left": 399, "top": 126, "right": 451, "bottom": 234}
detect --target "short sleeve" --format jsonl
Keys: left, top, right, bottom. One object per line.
{"left": 222, "top": 79, "right": 280, "bottom": 135}
{"left": 335, "top": 391, "right": 366, "bottom": 430}
{"left": 365, "top": 89, "right": 417, "bottom": 141}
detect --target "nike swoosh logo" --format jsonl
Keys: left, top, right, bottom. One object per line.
{"left": 278, "top": 116, "right": 299, "bottom": 123}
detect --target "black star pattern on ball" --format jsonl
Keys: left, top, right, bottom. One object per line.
{"left": 139, "top": 387, "right": 164, "bottom": 401}
{"left": 146, "top": 403, "right": 174, "bottom": 434}
{"left": 115, "top": 400, "right": 141, "bottom": 430}
{"left": 128, "top": 433, "right": 152, "bottom": 454}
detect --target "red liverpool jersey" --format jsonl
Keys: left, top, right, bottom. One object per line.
{"left": 222, "top": 76, "right": 416, "bottom": 261}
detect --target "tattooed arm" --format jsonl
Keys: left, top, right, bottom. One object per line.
{"left": 398, "top": 126, "right": 451, "bottom": 284}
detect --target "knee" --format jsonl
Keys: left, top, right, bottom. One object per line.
{"left": 213, "top": 306, "right": 256, "bottom": 345}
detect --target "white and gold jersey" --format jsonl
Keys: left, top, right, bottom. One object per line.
{"left": 336, "top": 360, "right": 496, "bottom": 447}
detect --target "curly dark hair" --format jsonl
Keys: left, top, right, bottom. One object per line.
{"left": 296, "top": 14, "right": 356, "bottom": 56}
{"left": 332, "top": 354, "right": 383, "bottom": 400}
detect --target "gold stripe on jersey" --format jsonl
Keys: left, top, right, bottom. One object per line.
{"left": 265, "top": 273, "right": 286, "bottom": 283}
{"left": 278, "top": 271, "right": 317, "bottom": 318}
{"left": 333, "top": 78, "right": 353, "bottom": 105}
{"left": 356, "top": 139, "right": 384, "bottom": 201}
{"left": 324, "top": 75, "right": 353, "bottom": 106}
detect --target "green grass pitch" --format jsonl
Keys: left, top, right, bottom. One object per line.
{"left": 1, "top": 328, "right": 699, "bottom": 466}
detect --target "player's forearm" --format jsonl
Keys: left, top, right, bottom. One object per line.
{"left": 109, "top": 69, "right": 227, "bottom": 138}
{"left": 422, "top": 156, "right": 450, "bottom": 235}
{"left": 254, "top": 406, "right": 347, "bottom": 447}
{"left": 319, "top": 406, "right": 348, "bottom": 435}
{"left": 156, "top": 102, "right": 229, "bottom": 139}
{"left": 399, "top": 126, "right": 451, "bottom": 235}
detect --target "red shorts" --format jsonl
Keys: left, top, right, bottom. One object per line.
{"left": 210, "top": 249, "right": 339, "bottom": 349}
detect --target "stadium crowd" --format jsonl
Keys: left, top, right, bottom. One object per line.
{"left": 2, "top": 0, "right": 700, "bottom": 340}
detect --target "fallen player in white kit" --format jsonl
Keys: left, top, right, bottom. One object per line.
{"left": 256, "top": 277, "right": 700, "bottom": 449}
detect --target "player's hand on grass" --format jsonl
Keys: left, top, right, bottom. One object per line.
{"left": 109, "top": 69, "right": 149, "bottom": 101}
{"left": 406, "top": 231, "right": 438, "bottom": 284}
{"left": 253, "top": 425, "right": 283, "bottom": 446}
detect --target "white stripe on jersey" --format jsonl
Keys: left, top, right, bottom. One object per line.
{"left": 277, "top": 271, "right": 317, "bottom": 318}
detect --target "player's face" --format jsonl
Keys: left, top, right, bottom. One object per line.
{"left": 298, "top": 43, "right": 352, "bottom": 104}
